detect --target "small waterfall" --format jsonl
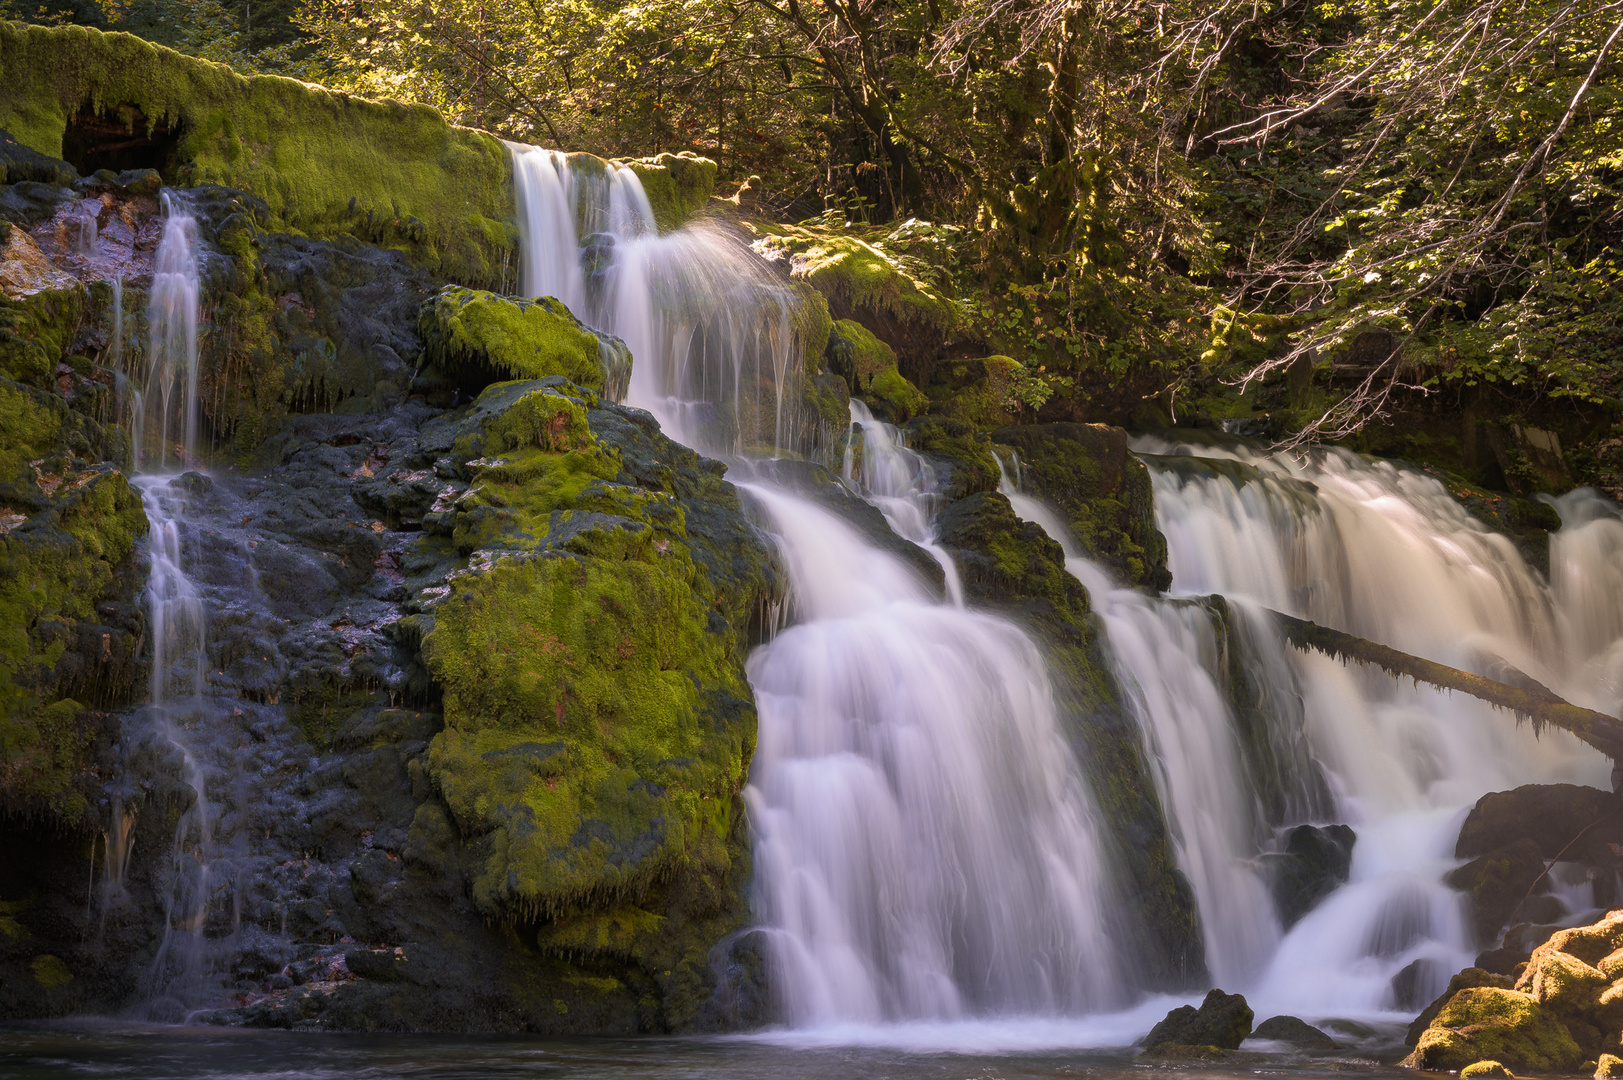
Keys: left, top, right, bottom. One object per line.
{"left": 1131, "top": 438, "right": 1610, "bottom": 1020}
{"left": 141, "top": 194, "right": 201, "bottom": 471}
{"left": 509, "top": 144, "right": 806, "bottom": 456}
{"left": 510, "top": 150, "right": 1130, "bottom": 1029}
{"left": 120, "top": 192, "right": 227, "bottom": 1016}
{"left": 843, "top": 400, "right": 963, "bottom": 604}
{"left": 996, "top": 457, "right": 1285, "bottom": 989}
{"left": 136, "top": 474, "right": 219, "bottom": 1009}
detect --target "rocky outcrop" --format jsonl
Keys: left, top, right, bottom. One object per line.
{"left": 1406, "top": 910, "right": 1623, "bottom": 1073}
{"left": 989, "top": 422, "right": 1170, "bottom": 591}
{"left": 1264, "top": 824, "right": 1356, "bottom": 928}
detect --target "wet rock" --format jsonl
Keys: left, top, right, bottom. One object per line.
{"left": 1143, "top": 988, "right": 1254, "bottom": 1050}
{"left": 1461, "top": 1061, "right": 1516, "bottom": 1078}
{"left": 1446, "top": 838, "right": 1550, "bottom": 946}
{"left": 1459, "top": 785, "right": 1623, "bottom": 863}
{"left": 990, "top": 421, "right": 1170, "bottom": 590}
{"left": 1393, "top": 957, "right": 1450, "bottom": 1010}
{"left": 1405, "top": 986, "right": 1583, "bottom": 1073}
{"left": 1251, "top": 1014, "right": 1339, "bottom": 1050}
{"left": 1598, "top": 1052, "right": 1623, "bottom": 1078}
{"left": 1268, "top": 823, "right": 1356, "bottom": 927}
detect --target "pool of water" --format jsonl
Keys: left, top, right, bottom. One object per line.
{"left": 0, "top": 1023, "right": 1411, "bottom": 1080}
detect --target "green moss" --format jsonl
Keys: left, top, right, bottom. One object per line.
{"left": 28, "top": 953, "right": 70, "bottom": 989}
{"left": 0, "top": 465, "right": 146, "bottom": 821}
{"left": 926, "top": 356, "right": 1023, "bottom": 429}
{"left": 622, "top": 153, "right": 717, "bottom": 232}
{"left": 0, "top": 287, "right": 83, "bottom": 389}
{"left": 419, "top": 381, "right": 756, "bottom": 923}
{"left": 991, "top": 423, "right": 1171, "bottom": 591}
{"left": 753, "top": 223, "right": 960, "bottom": 337}
{"left": 420, "top": 288, "right": 621, "bottom": 392}
{"left": 1460, "top": 1061, "right": 1515, "bottom": 1078}
{"left": 825, "top": 318, "right": 929, "bottom": 421}
{"left": 0, "top": 22, "right": 512, "bottom": 283}
{"left": 1409, "top": 988, "right": 1584, "bottom": 1073}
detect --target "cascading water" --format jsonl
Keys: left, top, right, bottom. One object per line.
{"left": 1120, "top": 439, "right": 1613, "bottom": 1021}
{"left": 140, "top": 194, "right": 201, "bottom": 471}
{"left": 121, "top": 193, "right": 232, "bottom": 1015}
{"left": 996, "top": 456, "right": 1286, "bottom": 990}
{"left": 509, "top": 146, "right": 1133, "bottom": 1034}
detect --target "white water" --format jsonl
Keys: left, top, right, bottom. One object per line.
{"left": 511, "top": 148, "right": 1130, "bottom": 1031}
{"left": 508, "top": 145, "right": 808, "bottom": 455}
{"left": 140, "top": 194, "right": 201, "bottom": 471}
{"left": 1123, "top": 439, "right": 1613, "bottom": 1021}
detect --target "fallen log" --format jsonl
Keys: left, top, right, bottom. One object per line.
{"left": 1261, "top": 607, "right": 1623, "bottom": 760}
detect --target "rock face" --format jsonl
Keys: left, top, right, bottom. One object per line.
{"left": 1143, "top": 988, "right": 1254, "bottom": 1050}
{"left": 1406, "top": 909, "right": 1623, "bottom": 1073}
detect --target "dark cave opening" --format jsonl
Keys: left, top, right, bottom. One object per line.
{"left": 61, "top": 104, "right": 182, "bottom": 176}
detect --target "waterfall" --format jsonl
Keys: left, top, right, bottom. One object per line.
{"left": 141, "top": 194, "right": 201, "bottom": 471}
{"left": 123, "top": 193, "right": 228, "bottom": 1016}
{"left": 1125, "top": 439, "right": 1609, "bottom": 1020}
{"left": 510, "top": 147, "right": 1131, "bottom": 1031}
{"left": 508, "top": 144, "right": 805, "bottom": 455}
{"left": 996, "top": 457, "right": 1284, "bottom": 989}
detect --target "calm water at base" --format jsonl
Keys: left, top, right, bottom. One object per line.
{"left": 0, "top": 1023, "right": 1412, "bottom": 1080}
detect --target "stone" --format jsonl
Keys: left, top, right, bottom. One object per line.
{"left": 1445, "top": 838, "right": 1550, "bottom": 946}
{"left": 1271, "top": 823, "right": 1356, "bottom": 927}
{"left": 1461, "top": 1061, "right": 1516, "bottom": 1078}
{"left": 1407, "top": 968, "right": 1514, "bottom": 1047}
{"left": 1143, "top": 988, "right": 1254, "bottom": 1050}
{"left": 1405, "top": 987, "right": 1584, "bottom": 1073}
{"left": 1597, "top": 1052, "right": 1623, "bottom": 1078}
{"left": 1250, "top": 1014, "right": 1339, "bottom": 1050}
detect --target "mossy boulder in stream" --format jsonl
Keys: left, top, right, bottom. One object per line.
{"left": 1407, "top": 909, "right": 1623, "bottom": 1072}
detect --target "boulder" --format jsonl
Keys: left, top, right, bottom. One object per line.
{"left": 1598, "top": 1052, "right": 1623, "bottom": 1078}
{"left": 1446, "top": 838, "right": 1550, "bottom": 946}
{"left": 1250, "top": 1014, "right": 1339, "bottom": 1050}
{"left": 1270, "top": 823, "right": 1356, "bottom": 927}
{"left": 1458, "top": 785, "right": 1623, "bottom": 864}
{"left": 1405, "top": 987, "right": 1583, "bottom": 1073}
{"left": 1143, "top": 988, "right": 1254, "bottom": 1050}
{"left": 1461, "top": 1063, "right": 1516, "bottom": 1079}
{"left": 1407, "top": 967, "right": 1514, "bottom": 1047}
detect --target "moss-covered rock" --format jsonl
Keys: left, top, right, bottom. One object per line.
{"left": 1407, "top": 987, "right": 1585, "bottom": 1073}
{"left": 825, "top": 318, "right": 928, "bottom": 420}
{"left": 991, "top": 422, "right": 1171, "bottom": 591}
{"left": 0, "top": 463, "right": 146, "bottom": 821}
{"left": 622, "top": 153, "right": 716, "bottom": 232}
{"left": 0, "top": 22, "right": 515, "bottom": 284}
{"left": 1461, "top": 1060, "right": 1517, "bottom": 1078}
{"left": 408, "top": 373, "right": 775, "bottom": 1028}
{"left": 751, "top": 221, "right": 960, "bottom": 382}
{"left": 419, "top": 287, "right": 626, "bottom": 396}
{"left": 926, "top": 355, "right": 1023, "bottom": 429}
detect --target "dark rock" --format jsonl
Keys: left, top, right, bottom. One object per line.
{"left": 1392, "top": 956, "right": 1448, "bottom": 1010}
{"left": 1476, "top": 946, "right": 1533, "bottom": 976}
{"left": 1143, "top": 988, "right": 1254, "bottom": 1050}
{"left": 1251, "top": 1014, "right": 1340, "bottom": 1050}
{"left": 0, "top": 130, "right": 76, "bottom": 186}
{"left": 1267, "top": 823, "right": 1356, "bottom": 927}
{"left": 1457, "top": 784, "right": 1623, "bottom": 864}
{"left": 1446, "top": 838, "right": 1550, "bottom": 946}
